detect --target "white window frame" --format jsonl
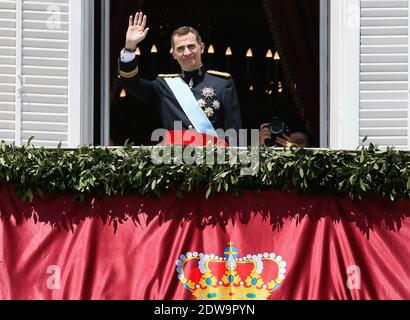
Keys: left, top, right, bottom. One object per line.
{"left": 68, "top": 0, "right": 94, "bottom": 147}
{"left": 101, "top": 0, "right": 110, "bottom": 146}
{"left": 320, "top": 0, "right": 329, "bottom": 148}
{"left": 329, "top": 0, "right": 361, "bottom": 150}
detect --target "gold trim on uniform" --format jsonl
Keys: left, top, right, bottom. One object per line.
{"left": 158, "top": 73, "right": 182, "bottom": 78}
{"left": 207, "top": 70, "right": 231, "bottom": 78}
{"left": 119, "top": 66, "right": 139, "bottom": 78}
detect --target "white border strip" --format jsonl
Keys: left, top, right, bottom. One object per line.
{"left": 81, "top": 0, "right": 94, "bottom": 145}
{"left": 101, "top": 0, "right": 110, "bottom": 146}
{"left": 68, "top": 0, "right": 82, "bottom": 147}
{"left": 68, "top": 0, "right": 95, "bottom": 147}
{"left": 320, "top": 0, "right": 329, "bottom": 148}
{"left": 329, "top": 0, "right": 360, "bottom": 149}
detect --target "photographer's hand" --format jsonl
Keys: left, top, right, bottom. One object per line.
{"left": 276, "top": 134, "right": 297, "bottom": 148}
{"left": 259, "top": 123, "right": 272, "bottom": 146}
{"left": 125, "top": 12, "right": 149, "bottom": 50}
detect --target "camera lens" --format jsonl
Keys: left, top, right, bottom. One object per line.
{"left": 269, "top": 118, "right": 285, "bottom": 135}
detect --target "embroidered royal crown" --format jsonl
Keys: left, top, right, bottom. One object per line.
{"left": 176, "top": 242, "right": 287, "bottom": 300}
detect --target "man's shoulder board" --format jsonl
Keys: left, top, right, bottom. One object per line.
{"left": 158, "top": 73, "right": 182, "bottom": 78}
{"left": 207, "top": 70, "right": 231, "bottom": 79}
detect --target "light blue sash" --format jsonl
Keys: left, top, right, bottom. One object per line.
{"left": 164, "top": 77, "right": 218, "bottom": 137}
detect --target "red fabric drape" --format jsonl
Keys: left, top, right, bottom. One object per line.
{"left": 263, "top": 0, "right": 320, "bottom": 143}
{"left": 0, "top": 184, "right": 409, "bottom": 300}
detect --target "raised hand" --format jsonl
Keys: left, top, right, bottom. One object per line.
{"left": 125, "top": 12, "right": 149, "bottom": 50}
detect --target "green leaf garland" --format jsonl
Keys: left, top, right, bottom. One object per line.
{"left": 0, "top": 141, "right": 409, "bottom": 202}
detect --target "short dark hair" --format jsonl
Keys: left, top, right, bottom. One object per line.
{"left": 171, "top": 26, "right": 202, "bottom": 48}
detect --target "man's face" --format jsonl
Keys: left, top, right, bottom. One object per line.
{"left": 171, "top": 32, "right": 205, "bottom": 71}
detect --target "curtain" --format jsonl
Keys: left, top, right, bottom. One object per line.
{"left": 263, "top": 0, "right": 320, "bottom": 144}
{"left": 1, "top": 184, "right": 409, "bottom": 300}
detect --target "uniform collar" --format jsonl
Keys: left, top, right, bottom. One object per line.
{"left": 181, "top": 66, "right": 205, "bottom": 87}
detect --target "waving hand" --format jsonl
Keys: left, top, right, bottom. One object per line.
{"left": 125, "top": 12, "right": 149, "bottom": 50}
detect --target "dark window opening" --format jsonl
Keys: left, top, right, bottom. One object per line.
{"left": 107, "top": 0, "right": 319, "bottom": 147}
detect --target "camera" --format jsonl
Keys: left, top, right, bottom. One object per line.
{"left": 265, "top": 117, "right": 290, "bottom": 146}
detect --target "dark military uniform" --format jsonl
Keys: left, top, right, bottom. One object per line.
{"left": 118, "top": 58, "right": 242, "bottom": 132}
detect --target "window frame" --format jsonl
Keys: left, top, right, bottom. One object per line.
{"left": 320, "top": 0, "right": 329, "bottom": 148}
{"left": 329, "top": 0, "right": 361, "bottom": 149}
{"left": 96, "top": 0, "right": 362, "bottom": 149}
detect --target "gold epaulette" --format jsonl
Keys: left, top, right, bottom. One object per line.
{"left": 119, "top": 66, "right": 139, "bottom": 78}
{"left": 158, "top": 73, "right": 182, "bottom": 78}
{"left": 207, "top": 70, "right": 231, "bottom": 78}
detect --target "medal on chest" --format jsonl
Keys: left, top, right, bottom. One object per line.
{"left": 197, "top": 87, "right": 220, "bottom": 117}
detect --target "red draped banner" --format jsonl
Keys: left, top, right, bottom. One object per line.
{"left": 0, "top": 184, "right": 409, "bottom": 300}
